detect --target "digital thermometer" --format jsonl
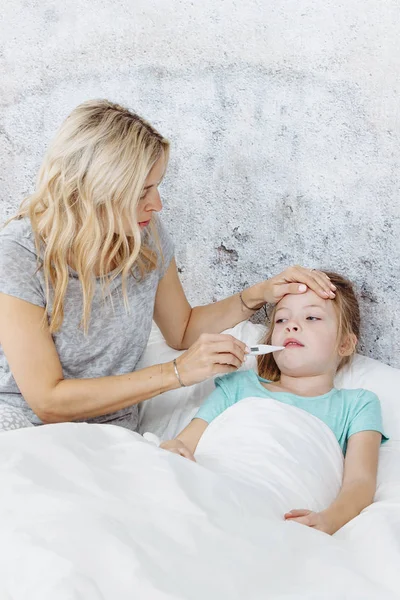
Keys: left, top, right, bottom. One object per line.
{"left": 248, "top": 345, "right": 285, "bottom": 355}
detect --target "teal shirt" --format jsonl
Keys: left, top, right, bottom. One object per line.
{"left": 195, "top": 370, "right": 388, "bottom": 454}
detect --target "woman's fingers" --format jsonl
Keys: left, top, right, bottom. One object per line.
{"left": 268, "top": 266, "right": 336, "bottom": 303}
{"left": 201, "top": 336, "right": 248, "bottom": 364}
{"left": 265, "top": 265, "right": 337, "bottom": 303}
{"left": 275, "top": 283, "right": 307, "bottom": 299}
{"left": 175, "top": 333, "right": 249, "bottom": 387}
{"left": 295, "top": 266, "right": 336, "bottom": 297}
{"left": 212, "top": 364, "right": 238, "bottom": 376}
{"left": 310, "top": 271, "right": 336, "bottom": 296}
{"left": 212, "top": 353, "right": 243, "bottom": 369}
{"left": 200, "top": 333, "right": 248, "bottom": 353}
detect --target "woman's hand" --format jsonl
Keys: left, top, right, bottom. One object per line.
{"left": 174, "top": 333, "right": 248, "bottom": 387}
{"left": 160, "top": 439, "right": 196, "bottom": 462}
{"left": 259, "top": 266, "right": 337, "bottom": 305}
{"left": 284, "top": 509, "right": 335, "bottom": 535}
{"left": 264, "top": 265, "right": 336, "bottom": 304}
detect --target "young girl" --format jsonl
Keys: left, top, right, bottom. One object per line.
{"left": 161, "top": 272, "right": 388, "bottom": 535}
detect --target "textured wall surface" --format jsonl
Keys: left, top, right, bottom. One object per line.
{"left": 1, "top": 0, "right": 399, "bottom": 366}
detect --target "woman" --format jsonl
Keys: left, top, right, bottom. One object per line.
{"left": 0, "top": 99, "right": 336, "bottom": 432}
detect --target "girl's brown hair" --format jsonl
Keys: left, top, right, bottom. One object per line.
{"left": 258, "top": 272, "right": 361, "bottom": 381}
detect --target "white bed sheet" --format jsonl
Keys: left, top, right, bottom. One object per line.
{"left": 1, "top": 320, "right": 400, "bottom": 599}
{"left": 0, "top": 398, "right": 399, "bottom": 599}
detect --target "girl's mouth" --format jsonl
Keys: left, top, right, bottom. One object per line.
{"left": 283, "top": 338, "right": 304, "bottom": 348}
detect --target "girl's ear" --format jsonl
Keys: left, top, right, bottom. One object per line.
{"left": 338, "top": 333, "right": 357, "bottom": 357}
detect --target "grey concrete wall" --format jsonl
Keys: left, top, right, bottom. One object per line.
{"left": 1, "top": 0, "right": 399, "bottom": 367}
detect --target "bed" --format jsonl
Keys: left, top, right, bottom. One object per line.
{"left": 0, "top": 321, "right": 399, "bottom": 599}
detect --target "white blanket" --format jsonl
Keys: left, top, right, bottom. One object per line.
{"left": 196, "top": 398, "right": 344, "bottom": 516}
{"left": 0, "top": 398, "right": 399, "bottom": 599}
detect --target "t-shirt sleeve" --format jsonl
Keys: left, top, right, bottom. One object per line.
{"left": 347, "top": 390, "right": 389, "bottom": 444}
{"left": 0, "top": 235, "right": 46, "bottom": 308}
{"left": 154, "top": 216, "right": 174, "bottom": 279}
{"left": 195, "top": 373, "right": 239, "bottom": 424}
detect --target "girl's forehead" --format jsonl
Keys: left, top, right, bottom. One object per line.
{"left": 276, "top": 289, "right": 333, "bottom": 313}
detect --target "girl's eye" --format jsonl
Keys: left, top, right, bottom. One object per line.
{"left": 307, "top": 316, "right": 321, "bottom": 321}
{"left": 275, "top": 318, "right": 287, "bottom": 324}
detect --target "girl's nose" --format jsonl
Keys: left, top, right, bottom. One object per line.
{"left": 285, "top": 322, "right": 299, "bottom": 333}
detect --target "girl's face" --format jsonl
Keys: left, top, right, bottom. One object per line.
{"left": 271, "top": 289, "right": 341, "bottom": 377}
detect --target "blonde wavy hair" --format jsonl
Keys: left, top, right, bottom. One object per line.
{"left": 258, "top": 272, "right": 361, "bottom": 381}
{"left": 10, "top": 99, "right": 169, "bottom": 333}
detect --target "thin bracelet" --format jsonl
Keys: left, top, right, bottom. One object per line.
{"left": 239, "top": 291, "right": 259, "bottom": 312}
{"left": 173, "top": 358, "right": 186, "bottom": 387}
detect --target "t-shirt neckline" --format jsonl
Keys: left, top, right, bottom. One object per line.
{"left": 252, "top": 371, "right": 336, "bottom": 401}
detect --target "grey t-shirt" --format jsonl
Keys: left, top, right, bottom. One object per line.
{"left": 0, "top": 215, "right": 174, "bottom": 430}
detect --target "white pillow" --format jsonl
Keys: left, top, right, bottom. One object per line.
{"left": 335, "top": 355, "right": 400, "bottom": 441}
{"left": 137, "top": 321, "right": 400, "bottom": 441}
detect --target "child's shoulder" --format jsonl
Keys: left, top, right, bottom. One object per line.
{"left": 336, "top": 387, "right": 380, "bottom": 405}
{"left": 214, "top": 369, "right": 257, "bottom": 390}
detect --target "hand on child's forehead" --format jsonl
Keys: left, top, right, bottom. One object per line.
{"left": 277, "top": 288, "right": 332, "bottom": 312}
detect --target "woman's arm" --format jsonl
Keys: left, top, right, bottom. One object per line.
{"left": 160, "top": 418, "right": 209, "bottom": 460}
{"left": 154, "top": 260, "right": 337, "bottom": 350}
{"left": 0, "top": 294, "right": 247, "bottom": 423}
{"left": 285, "top": 431, "right": 381, "bottom": 534}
